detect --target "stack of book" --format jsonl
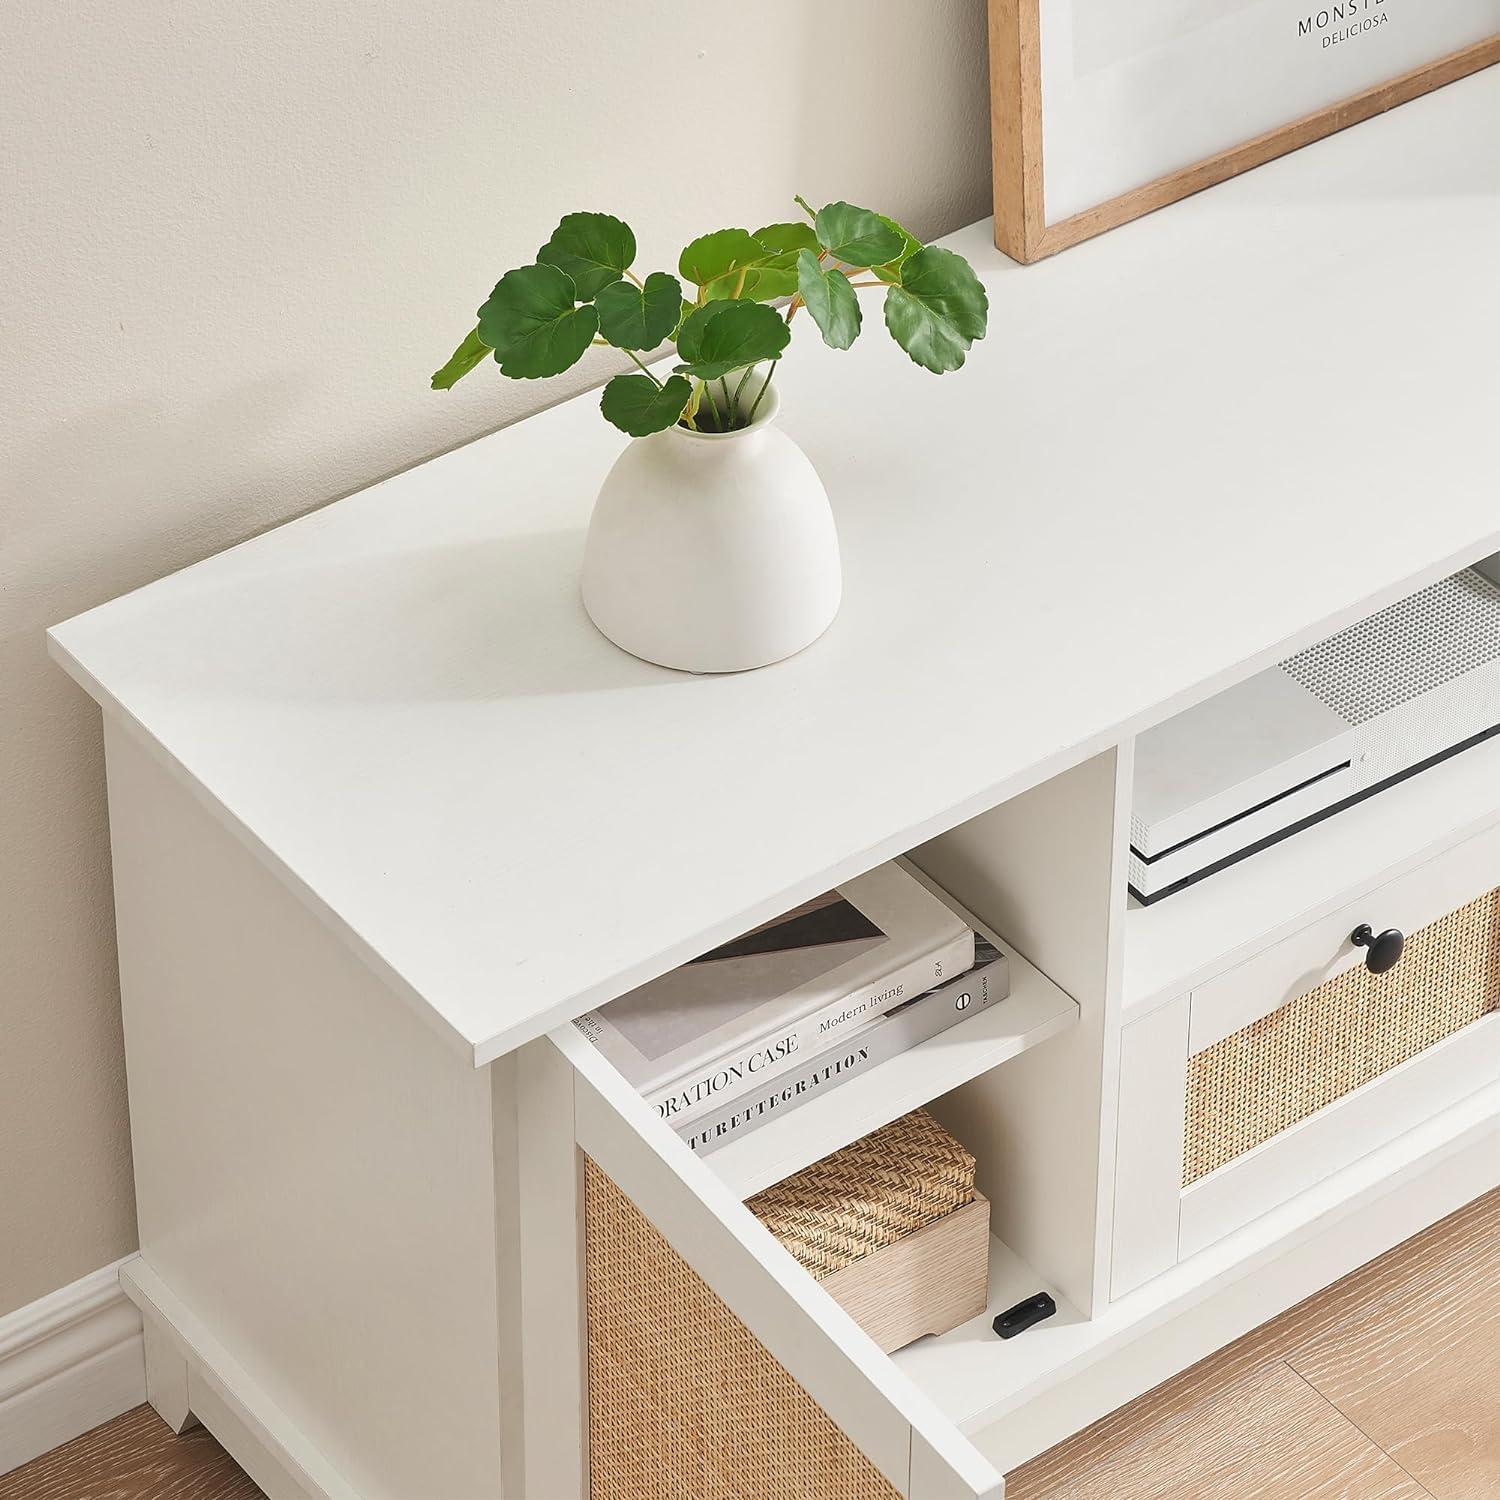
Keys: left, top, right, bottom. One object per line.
{"left": 573, "top": 863, "right": 1009, "bottom": 1157}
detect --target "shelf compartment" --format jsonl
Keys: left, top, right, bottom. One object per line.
{"left": 702, "top": 868, "right": 1079, "bottom": 1200}
{"left": 892, "top": 1077, "right": 1500, "bottom": 1475}
{"left": 891, "top": 1232, "right": 1081, "bottom": 1434}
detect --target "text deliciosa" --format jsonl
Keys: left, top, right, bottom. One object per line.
{"left": 1298, "top": 0, "right": 1390, "bottom": 48}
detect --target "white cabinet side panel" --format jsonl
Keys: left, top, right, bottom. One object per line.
{"left": 1112, "top": 996, "right": 1188, "bottom": 1299}
{"left": 913, "top": 747, "right": 1130, "bottom": 1318}
{"left": 105, "top": 723, "right": 503, "bottom": 1500}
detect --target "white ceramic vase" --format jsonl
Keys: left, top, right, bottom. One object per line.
{"left": 581, "top": 384, "right": 841, "bottom": 673}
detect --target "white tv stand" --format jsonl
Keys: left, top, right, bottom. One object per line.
{"left": 49, "top": 67, "right": 1500, "bottom": 1500}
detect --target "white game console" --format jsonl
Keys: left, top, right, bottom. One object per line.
{"left": 1130, "top": 560, "right": 1500, "bottom": 904}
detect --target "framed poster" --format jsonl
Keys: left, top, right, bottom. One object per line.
{"left": 990, "top": 0, "right": 1500, "bottom": 260}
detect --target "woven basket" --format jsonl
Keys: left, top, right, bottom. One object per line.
{"left": 1185, "top": 885, "right": 1500, "bottom": 1185}
{"left": 746, "top": 1109, "right": 977, "bottom": 1279}
{"left": 584, "top": 1156, "right": 899, "bottom": 1500}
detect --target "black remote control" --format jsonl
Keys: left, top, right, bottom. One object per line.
{"left": 993, "top": 1291, "right": 1057, "bottom": 1340}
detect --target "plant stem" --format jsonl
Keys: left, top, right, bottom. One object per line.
{"left": 746, "top": 360, "right": 777, "bottom": 425}
{"left": 794, "top": 194, "right": 817, "bottom": 223}
{"left": 701, "top": 377, "right": 725, "bottom": 432}
{"left": 732, "top": 365, "right": 756, "bottom": 416}
{"left": 784, "top": 295, "right": 803, "bottom": 325}
{"left": 720, "top": 376, "right": 735, "bottom": 428}
{"left": 622, "top": 349, "right": 663, "bottom": 388}
{"left": 733, "top": 266, "right": 748, "bottom": 298}
{"left": 623, "top": 268, "right": 645, "bottom": 288}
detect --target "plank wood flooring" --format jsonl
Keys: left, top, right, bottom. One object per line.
{"left": 1013, "top": 1360, "right": 1428, "bottom": 1500}
{"left": 1010, "top": 1186, "right": 1500, "bottom": 1499}
{"left": 2, "top": 1188, "right": 1495, "bottom": 1499}
{"left": 0, "top": 1403, "right": 261, "bottom": 1500}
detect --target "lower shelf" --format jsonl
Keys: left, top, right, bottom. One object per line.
{"left": 890, "top": 1232, "right": 1080, "bottom": 1442}
{"left": 890, "top": 1076, "right": 1500, "bottom": 1472}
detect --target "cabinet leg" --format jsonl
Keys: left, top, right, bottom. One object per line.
{"left": 142, "top": 1315, "right": 198, "bottom": 1435}
{"left": 495, "top": 1038, "right": 589, "bottom": 1498}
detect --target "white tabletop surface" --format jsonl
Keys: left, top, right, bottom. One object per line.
{"left": 51, "top": 69, "right": 1500, "bottom": 1064}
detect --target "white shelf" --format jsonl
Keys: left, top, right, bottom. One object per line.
{"left": 1123, "top": 732, "right": 1500, "bottom": 1017}
{"left": 892, "top": 1231, "right": 1079, "bottom": 1434}
{"left": 704, "top": 947, "right": 1078, "bottom": 1199}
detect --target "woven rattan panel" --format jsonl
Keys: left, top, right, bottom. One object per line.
{"left": 746, "top": 1109, "right": 976, "bottom": 1279}
{"left": 1184, "top": 886, "right": 1500, "bottom": 1186}
{"left": 583, "top": 1157, "right": 898, "bottom": 1500}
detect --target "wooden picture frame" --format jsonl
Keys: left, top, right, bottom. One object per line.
{"left": 990, "top": 0, "right": 1500, "bottom": 262}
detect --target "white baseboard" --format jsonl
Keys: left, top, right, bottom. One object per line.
{"left": 0, "top": 1258, "right": 146, "bottom": 1476}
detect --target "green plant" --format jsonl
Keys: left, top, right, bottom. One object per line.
{"left": 432, "top": 197, "right": 989, "bottom": 436}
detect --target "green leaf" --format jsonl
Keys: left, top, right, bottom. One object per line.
{"left": 430, "top": 327, "right": 493, "bottom": 390}
{"left": 814, "top": 201, "right": 906, "bottom": 268}
{"left": 882, "top": 246, "right": 989, "bottom": 373}
{"left": 674, "top": 301, "right": 790, "bottom": 381}
{"left": 871, "top": 214, "right": 923, "bottom": 284}
{"left": 536, "top": 212, "right": 636, "bottom": 300}
{"left": 796, "top": 250, "right": 861, "bottom": 351}
{"left": 477, "top": 264, "right": 599, "bottom": 379}
{"left": 699, "top": 223, "right": 815, "bottom": 303}
{"left": 678, "top": 228, "right": 769, "bottom": 287}
{"left": 676, "top": 299, "right": 736, "bottom": 339}
{"left": 600, "top": 373, "right": 693, "bottom": 437}
{"left": 702, "top": 263, "right": 799, "bottom": 303}
{"left": 689, "top": 224, "right": 818, "bottom": 301}
{"left": 753, "top": 221, "right": 820, "bottom": 256}
{"left": 596, "top": 272, "right": 683, "bottom": 350}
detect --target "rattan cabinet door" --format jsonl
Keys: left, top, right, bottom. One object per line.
{"left": 1179, "top": 886, "right": 1500, "bottom": 1257}
{"left": 585, "top": 1158, "right": 902, "bottom": 1500}
{"left": 551, "top": 1024, "right": 1003, "bottom": 1500}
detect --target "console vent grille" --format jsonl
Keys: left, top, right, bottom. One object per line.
{"left": 1280, "top": 568, "right": 1500, "bottom": 725}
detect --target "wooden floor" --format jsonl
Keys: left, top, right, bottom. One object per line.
{"left": 1010, "top": 1186, "right": 1500, "bottom": 1499}
{"left": 0, "top": 1403, "right": 261, "bottom": 1500}
{"left": 3, "top": 1189, "right": 1496, "bottom": 1499}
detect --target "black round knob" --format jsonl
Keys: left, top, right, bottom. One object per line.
{"left": 1351, "top": 924, "right": 1404, "bottom": 975}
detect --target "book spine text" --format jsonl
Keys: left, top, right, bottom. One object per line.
{"left": 647, "top": 927, "right": 975, "bottom": 1127}
{"left": 680, "top": 951, "right": 1008, "bottom": 1154}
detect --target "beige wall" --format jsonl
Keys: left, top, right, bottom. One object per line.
{"left": 0, "top": 1, "right": 991, "bottom": 1316}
